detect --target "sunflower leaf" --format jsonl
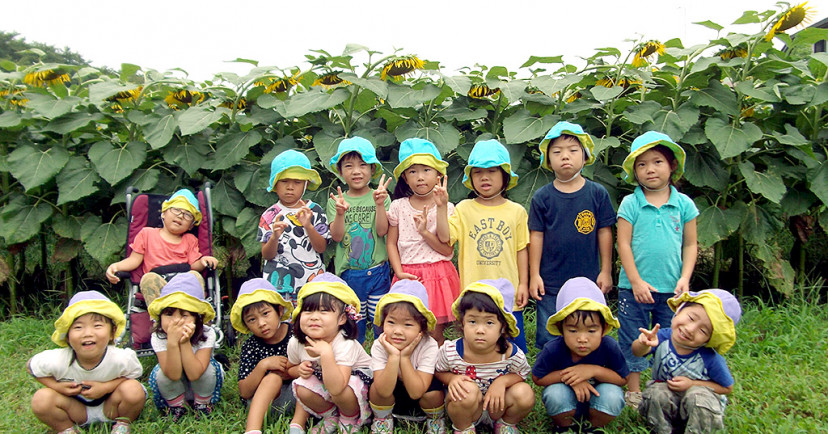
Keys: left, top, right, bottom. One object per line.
{"left": 0, "top": 111, "right": 22, "bottom": 128}
{"left": 212, "top": 177, "right": 246, "bottom": 217}
{"left": 645, "top": 103, "right": 699, "bottom": 140}
{"left": 683, "top": 146, "right": 729, "bottom": 191}
{"left": 0, "top": 196, "right": 53, "bottom": 244}
{"left": 510, "top": 166, "right": 554, "bottom": 210}
{"left": 26, "top": 94, "right": 80, "bottom": 119}
{"left": 530, "top": 75, "right": 581, "bottom": 98}
{"left": 750, "top": 240, "right": 795, "bottom": 296}
{"left": 272, "top": 88, "right": 350, "bottom": 118}
{"left": 43, "top": 112, "right": 104, "bottom": 134}
{"left": 442, "top": 75, "right": 472, "bottom": 95}
{"left": 705, "top": 117, "right": 762, "bottom": 159}
{"left": 689, "top": 80, "right": 739, "bottom": 116}
{"left": 693, "top": 20, "right": 723, "bottom": 31}
{"left": 163, "top": 135, "right": 210, "bottom": 176}
{"left": 88, "top": 141, "right": 147, "bottom": 186}
{"left": 212, "top": 130, "right": 262, "bottom": 171}
{"left": 732, "top": 10, "right": 762, "bottom": 25}
{"left": 588, "top": 85, "right": 624, "bottom": 102}
{"left": 342, "top": 75, "right": 388, "bottom": 100}
{"left": 7, "top": 143, "right": 70, "bottom": 191}
{"left": 738, "top": 161, "right": 785, "bottom": 204}
{"left": 386, "top": 84, "right": 441, "bottom": 109}
{"left": 56, "top": 156, "right": 101, "bottom": 205}
{"left": 177, "top": 106, "right": 226, "bottom": 136}
{"left": 393, "top": 121, "right": 460, "bottom": 156}
{"left": 696, "top": 204, "right": 743, "bottom": 247}
{"left": 144, "top": 114, "right": 177, "bottom": 149}
{"left": 88, "top": 81, "right": 135, "bottom": 102}
{"left": 520, "top": 56, "right": 564, "bottom": 68}
{"left": 235, "top": 207, "right": 263, "bottom": 257}
{"left": 83, "top": 217, "right": 127, "bottom": 267}
{"left": 502, "top": 110, "right": 558, "bottom": 144}
{"left": 807, "top": 163, "right": 828, "bottom": 206}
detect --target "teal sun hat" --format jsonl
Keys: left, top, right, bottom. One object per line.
{"left": 538, "top": 121, "right": 596, "bottom": 171}
{"left": 328, "top": 136, "right": 383, "bottom": 180}
{"left": 267, "top": 149, "right": 322, "bottom": 192}
{"left": 622, "top": 131, "right": 686, "bottom": 185}
{"left": 462, "top": 139, "right": 518, "bottom": 191}
{"left": 393, "top": 138, "right": 449, "bottom": 180}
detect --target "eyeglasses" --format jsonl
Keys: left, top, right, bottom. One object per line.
{"left": 167, "top": 207, "right": 194, "bottom": 222}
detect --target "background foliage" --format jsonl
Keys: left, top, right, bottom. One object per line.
{"left": 1, "top": 6, "right": 827, "bottom": 315}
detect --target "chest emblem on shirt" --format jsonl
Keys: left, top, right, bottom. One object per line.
{"left": 574, "top": 210, "right": 596, "bottom": 234}
{"left": 477, "top": 232, "right": 503, "bottom": 259}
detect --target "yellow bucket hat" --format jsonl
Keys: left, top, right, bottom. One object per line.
{"left": 392, "top": 138, "right": 449, "bottom": 180}
{"left": 161, "top": 189, "right": 202, "bottom": 226}
{"left": 231, "top": 278, "right": 294, "bottom": 333}
{"left": 148, "top": 273, "right": 215, "bottom": 323}
{"left": 292, "top": 273, "right": 360, "bottom": 321}
{"left": 52, "top": 291, "right": 126, "bottom": 347}
{"left": 668, "top": 289, "right": 742, "bottom": 354}
{"left": 545, "top": 277, "right": 620, "bottom": 336}
{"left": 452, "top": 279, "right": 519, "bottom": 338}
{"left": 373, "top": 279, "right": 437, "bottom": 331}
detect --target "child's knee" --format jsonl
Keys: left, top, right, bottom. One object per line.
{"left": 115, "top": 379, "right": 147, "bottom": 404}
{"left": 31, "top": 388, "right": 60, "bottom": 413}
{"left": 419, "top": 389, "right": 444, "bottom": 409}
{"left": 448, "top": 384, "right": 482, "bottom": 411}
{"left": 261, "top": 372, "right": 285, "bottom": 390}
{"left": 681, "top": 386, "right": 724, "bottom": 421}
{"left": 590, "top": 383, "right": 625, "bottom": 417}
{"left": 541, "top": 383, "right": 576, "bottom": 416}
{"left": 507, "top": 382, "right": 535, "bottom": 410}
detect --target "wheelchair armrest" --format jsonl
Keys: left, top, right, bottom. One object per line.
{"left": 115, "top": 271, "right": 132, "bottom": 282}
{"left": 150, "top": 263, "right": 191, "bottom": 275}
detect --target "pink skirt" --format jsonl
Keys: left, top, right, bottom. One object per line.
{"left": 393, "top": 261, "right": 460, "bottom": 324}
{"left": 293, "top": 373, "right": 371, "bottom": 426}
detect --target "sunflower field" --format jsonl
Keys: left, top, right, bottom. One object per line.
{"left": 0, "top": 4, "right": 826, "bottom": 314}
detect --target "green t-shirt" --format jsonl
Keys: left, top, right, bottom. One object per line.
{"left": 326, "top": 190, "right": 391, "bottom": 274}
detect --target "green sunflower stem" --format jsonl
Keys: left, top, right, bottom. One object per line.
{"left": 6, "top": 251, "right": 18, "bottom": 315}
{"left": 737, "top": 233, "right": 744, "bottom": 299}
{"left": 491, "top": 92, "right": 505, "bottom": 136}
{"left": 712, "top": 241, "right": 722, "bottom": 288}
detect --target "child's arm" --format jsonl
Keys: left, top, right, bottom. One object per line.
{"left": 528, "top": 230, "right": 545, "bottom": 300}
{"left": 307, "top": 338, "right": 352, "bottom": 396}
{"left": 329, "top": 187, "right": 349, "bottom": 243}
{"left": 374, "top": 175, "right": 391, "bottom": 237}
{"left": 433, "top": 176, "right": 450, "bottom": 243}
{"left": 262, "top": 215, "right": 287, "bottom": 260}
{"left": 560, "top": 364, "right": 626, "bottom": 387}
{"left": 238, "top": 356, "right": 289, "bottom": 400}
{"left": 675, "top": 218, "right": 698, "bottom": 295}
{"left": 483, "top": 373, "right": 525, "bottom": 413}
{"left": 413, "top": 204, "right": 453, "bottom": 257}
{"left": 396, "top": 334, "right": 432, "bottom": 400}
{"left": 180, "top": 341, "right": 212, "bottom": 381}
{"left": 106, "top": 251, "right": 144, "bottom": 284}
{"left": 387, "top": 226, "right": 417, "bottom": 280}
{"left": 435, "top": 372, "right": 475, "bottom": 403}
{"left": 617, "top": 218, "right": 656, "bottom": 304}
{"left": 297, "top": 200, "right": 328, "bottom": 253}
{"left": 75, "top": 377, "right": 128, "bottom": 401}
{"left": 28, "top": 358, "right": 83, "bottom": 396}
{"left": 516, "top": 247, "right": 529, "bottom": 309}
{"left": 371, "top": 336, "right": 401, "bottom": 400}
{"left": 667, "top": 377, "right": 733, "bottom": 395}
{"left": 596, "top": 226, "right": 613, "bottom": 293}
{"left": 631, "top": 324, "right": 661, "bottom": 357}
{"left": 190, "top": 256, "right": 218, "bottom": 272}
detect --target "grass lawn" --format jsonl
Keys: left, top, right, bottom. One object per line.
{"left": 1, "top": 286, "right": 826, "bottom": 433}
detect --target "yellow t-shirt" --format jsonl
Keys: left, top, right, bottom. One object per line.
{"left": 448, "top": 199, "right": 529, "bottom": 306}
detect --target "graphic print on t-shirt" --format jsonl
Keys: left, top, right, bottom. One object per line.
{"left": 574, "top": 210, "right": 596, "bottom": 234}
{"left": 343, "top": 205, "right": 376, "bottom": 269}
{"left": 469, "top": 217, "right": 512, "bottom": 265}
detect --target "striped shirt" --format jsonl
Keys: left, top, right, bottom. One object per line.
{"left": 435, "top": 338, "right": 530, "bottom": 394}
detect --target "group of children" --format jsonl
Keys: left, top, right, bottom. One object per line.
{"left": 29, "top": 123, "right": 743, "bottom": 434}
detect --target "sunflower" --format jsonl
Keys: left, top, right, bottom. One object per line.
{"left": 24, "top": 69, "right": 70, "bottom": 87}
{"left": 468, "top": 84, "right": 500, "bottom": 99}
{"left": 164, "top": 90, "right": 205, "bottom": 110}
{"left": 256, "top": 75, "right": 298, "bottom": 93}
{"left": 219, "top": 98, "right": 247, "bottom": 110}
{"left": 717, "top": 45, "right": 749, "bottom": 60}
{"left": 106, "top": 87, "right": 143, "bottom": 103}
{"left": 566, "top": 92, "right": 581, "bottom": 103}
{"left": 0, "top": 88, "right": 28, "bottom": 106}
{"left": 596, "top": 76, "right": 641, "bottom": 90}
{"left": 765, "top": 2, "right": 815, "bottom": 41}
{"left": 312, "top": 72, "right": 350, "bottom": 88}
{"left": 632, "top": 41, "right": 665, "bottom": 67}
{"left": 381, "top": 56, "right": 424, "bottom": 80}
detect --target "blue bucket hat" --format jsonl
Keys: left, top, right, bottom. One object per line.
{"left": 161, "top": 189, "right": 202, "bottom": 226}
{"left": 462, "top": 139, "right": 518, "bottom": 191}
{"left": 538, "top": 121, "right": 596, "bottom": 170}
{"left": 393, "top": 138, "right": 449, "bottom": 180}
{"left": 622, "top": 131, "right": 686, "bottom": 185}
{"left": 328, "top": 136, "right": 383, "bottom": 180}
{"left": 267, "top": 149, "right": 322, "bottom": 192}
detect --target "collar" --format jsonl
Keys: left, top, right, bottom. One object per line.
{"left": 634, "top": 185, "right": 680, "bottom": 208}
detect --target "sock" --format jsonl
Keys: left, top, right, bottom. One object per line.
{"left": 243, "top": 431, "right": 262, "bottom": 434}
{"left": 423, "top": 404, "right": 445, "bottom": 419}
{"left": 113, "top": 417, "right": 131, "bottom": 427}
{"left": 496, "top": 418, "right": 516, "bottom": 427}
{"left": 370, "top": 402, "right": 394, "bottom": 419}
{"left": 319, "top": 405, "right": 337, "bottom": 419}
{"left": 166, "top": 394, "right": 185, "bottom": 407}
{"left": 194, "top": 393, "right": 211, "bottom": 405}
{"left": 288, "top": 423, "right": 305, "bottom": 434}
{"left": 452, "top": 424, "right": 476, "bottom": 434}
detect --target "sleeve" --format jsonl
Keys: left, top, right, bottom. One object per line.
{"left": 595, "top": 183, "right": 617, "bottom": 228}
{"left": 120, "top": 348, "right": 143, "bottom": 379}
{"left": 370, "top": 340, "right": 389, "bottom": 372}
{"left": 510, "top": 348, "right": 531, "bottom": 380}
{"left": 384, "top": 195, "right": 392, "bottom": 211}
{"left": 527, "top": 189, "right": 546, "bottom": 232}
{"left": 602, "top": 337, "right": 631, "bottom": 379}
{"left": 415, "top": 338, "right": 439, "bottom": 374}
{"left": 681, "top": 193, "right": 700, "bottom": 223}
{"left": 311, "top": 202, "right": 331, "bottom": 241}
{"left": 28, "top": 349, "right": 65, "bottom": 378}
{"left": 515, "top": 205, "right": 530, "bottom": 251}
{"left": 434, "top": 341, "right": 451, "bottom": 373}
{"left": 130, "top": 227, "right": 151, "bottom": 255}
{"left": 649, "top": 328, "right": 673, "bottom": 356}
{"left": 447, "top": 202, "right": 462, "bottom": 246}
{"left": 617, "top": 194, "right": 637, "bottom": 224}
{"left": 326, "top": 196, "right": 336, "bottom": 226}
{"left": 531, "top": 340, "right": 559, "bottom": 379}
{"left": 258, "top": 210, "right": 273, "bottom": 243}
{"left": 196, "top": 326, "right": 217, "bottom": 352}
{"left": 703, "top": 351, "right": 734, "bottom": 388}
{"left": 286, "top": 336, "right": 303, "bottom": 364}
{"left": 151, "top": 332, "right": 168, "bottom": 353}
{"left": 387, "top": 200, "right": 400, "bottom": 227}
{"left": 237, "top": 337, "right": 257, "bottom": 381}
{"left": 332, "top": 340, "right": 361, "bottom": 367}
{"left": 184, "top": 234, "right": 202, "bottom": 263}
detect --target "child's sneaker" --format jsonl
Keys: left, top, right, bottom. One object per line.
{"left": 110, "top": 422, "right": 131, "bottom": 434}
{"left": 310, "top": 415, "right": 339, "bottom": 434}
{"left": 165, "top": 405, "right": 188, "bottom": 422}
{"left": 625, "top": 391, "right": 643, "bottom": 409}
{"left": 494, "top": 419, "right": 519, "bottom": 434}
{"left": 426, "top": 417, "right": 447, "bottom": 434}
{"left": 370, "top": 416, "right": 393, "bottom": 434}
{"left": 452, "top": 425, "right": 476, "bottom": 434}
{"left": 193, "top": 403, "right": 214, "bottom": 417}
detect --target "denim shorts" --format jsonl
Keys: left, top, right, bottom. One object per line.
{"left": 541, "top": 382, "right": 625, "bottom": 417}
{"left": 617, "top": 289, "right": 675, "bottom": 372}
{"left": 342, "top": 261, "right": 391, "bottom": 342}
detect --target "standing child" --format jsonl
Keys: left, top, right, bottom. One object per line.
{"left": 633, "top": 290, "right": 741, "bottom": 433}
{"left": 369, "top": 279, "right": 445, "bottom": 434}
{"left": 231, "top": 278, "right": 297, "bottom": 434}
{"left": 528, "top": 121, "right": 616, "bottom": 349}
{"left": 147, "top": 273, "right": 224, "bottom": 420}
{"left": 29, "top": 291, "right": 145, "bottom": 434}
{"left": 286, "top": 273, "right": 373, "bottom": 434}
{"left": 259, "top": 149, "right": 330, "bottom": 303}
{"left": 327, "top": 136, "right": 393, "bottom": 343}
{"left": 435, "top": 139, "right": 530, "bottom": 352}
{"left": 435, "top": 279, "right": 535, "bottom": 434}
{"left": 532, "top": 277, "right": 628, "bottom": 431}
{"left": 616, "top": 131, "right": 699, "bottom": 408}
{"left": 387, "top": 138, "right": 460, "bottom": 345}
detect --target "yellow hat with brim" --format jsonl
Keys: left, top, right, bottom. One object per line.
{"left": 668, "top": 289, "right": 741, "bottom": 354}
{"left": 162, "top": 189, "right": 202, "bottom": 226}
{"left": 291, "top": 273, "right": 360, "bottom": 320}
{"left": 148, "top": 273, "right": 215, "bottom": 323}
{"left": 52, "top": 291, "right": 126, "bottom": 347}
{"left": 373, "top": 279, "right": 437, "bottom": 331}
{"left": 231, "top": 278, "right": 293, "bottom": 333}
{"left": 622, "top": 131, "right": 686, "bottom": 185}
{"left": 393, "top": 138, "right": 449, "bottom": 180}
{"left": 267, "top": 149, "right": 322, "bottom": 192}
{"left": 452, "top": 279, "right": 519, "bottom": 338}
{"left": 546, "top": 277, "right": 620, "bottom": 336}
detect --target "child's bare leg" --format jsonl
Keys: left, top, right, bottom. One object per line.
{"left": 369, "top": 382, "right": 395, "bottom": 406}
{"left": 103, "top": 379, "right": 145, "bottom": 422}
{"left": 246, "top": 374, "right": 283, "bottom": 431}
{"left": 295, "top": 386, "right": 334, "bottom": 414}
{"left": 419, "top": 390, "right": 444, "bottom": 409}
{"left": 329, "top": 383, "right": 359, "bottom": 417}
{"left": 627, "top": 371, "right": 642, "bottom": 392}
{"left": 31, "top": 388, "right": 87, "bottom": 431}
{"left": 446, "top": 383, "right": 483, "bottom": 430}
{"left": 493, "top": 382, "right": 534, "bottom": 425}
{"left": 290, "top": 404, "right": 310, "bottom": 428}
{"left": 431, "top": 323, "right": 446, "bottom": 346}
{"left": 588, "top": 408, "right": 615, "bottom": 428}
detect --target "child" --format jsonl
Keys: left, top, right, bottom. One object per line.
{"left": 435, "top": 279, "right": 535, "bottom": 434}
{"left": 616, "top": 131, "right": 699, "bottom": 408}
{"left": 633, "top": 289, "right": 741, "bottom": 433}
{"left": 327, "top": 136, "right": 393, "bottom": 343}
{"left": 28, "top": 290, "right": 145, "bottom": 434}
{"left": 231, "top": 278, "right": 297, "bottom": 434}
{"left": 285, "top": 273, "right": 373, "bottom": 434}
{"left": 532, "top": 277, "right": 628, "bottom": 431}
{"left": 435, "top": 139, "right": 530, "bottom": 352}
{"left": 259, "top": 149, "right": 330, "bottom": 303}
{"left": 369, "top": 279, "right": 445, "bottom": 434}
{"left": 388, "top": 137, "right": 460, "bottom": 345}
{"left": 147, "top": 273, "right": 224, "bottom": 420}
{"left": 528, "top": 121, "right": 616, "bottom": 349}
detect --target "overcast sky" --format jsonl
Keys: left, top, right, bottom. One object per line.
{"left": 6, "top": 0, "right": 827, "bottom": 80}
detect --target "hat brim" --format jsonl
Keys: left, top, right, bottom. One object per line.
{"left": 373, "top": 293, "right": 437, "bottom": 331}
{"left": 231, "top": 289, "right": 293, "bottom": 333}
{"left": 539, "top": 131, "right": 596, "bottom": 171}
{"left": 545, "top": 298, "right": 620, "bottom": 336}
{"left": 393, "top": 154, "right": 448, "bottom": 180}
{"left": 162, "top": 196, "right": 203, "bottom": 226}
{"left": 451, "top": 282, "right": 519, "bottom": 338}
{"left": 668, "top": 292, "right": 736, "bottom": 354}
{"left": 148, "top": 292, "right": 216, "bottom": 323}
{"left": 268, "top": 167, "right": 322, "bottom": 192}
{"left": 462, "top": 163, "right": 519, "bottom": 191}
{"left": 622, "top": 140, "right": 686, "bottom": 185}
{"left": 292, "top": 281, "right": 360, "bottom": 321}
{"left": 329, "top": 150, "right": 383, "bottom": 180}
{"left": 52, "top": 300, "right": 126, "bottom": 347}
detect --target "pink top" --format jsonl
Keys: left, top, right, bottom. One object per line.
{"left": 387, "top": 197, "right": 455, "bottom": 265}
{"left": 130, "top": 227, "right": 201, "bottom": 274}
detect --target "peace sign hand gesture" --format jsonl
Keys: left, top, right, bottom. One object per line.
{"left": 433, "top": 175, "right": 449, "bottom": 208}
{"left": 373, "top": 174, "right": 392, "bottom": 206}
{"left": 637, "top": 323, "right": 661, "bottom": 348}
{"left": 330, "top": 187, "right": 350, "bottom": 216}
{"left": 413, "top": 205, "right": 430, "bottom": 235}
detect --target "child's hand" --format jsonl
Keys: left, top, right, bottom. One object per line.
{"left": 262, "top": 355, "right": 289, "bottom": 374}
{"left": 297, "top": 360, "right": 314, "bottom": 379}
{"left": 596, "top": 271, "right": 613, "bottom": 294}
{"left": 571, "top": 381, "right": 599, "bottom": 402}
{"left": 637, "top": 323, "right": 661, "bottom": 348}
{"left": 561, "top": 365, "right": 594, "bottom": 386}
{"left": 529, "top": 274, "right": 545, "bottom": 301}
{"left": 373, "top": 175, "right": 391, "bottom": 206}
{"left": 330, "top": 187, "right": 350, "bottom": 216}
{"left": 79, "top": 381, "right": 105, "bottom": 400}
{"left": 413, "top": 205, "right": 430, "bottom": 235}
{"left": 296, "top": 200, "right": 313, "bottom": 228}
{"left": 395, "top": 271, "right": 420, "bottom": 281}
{"left": 632, "top": 279, "right": 657, "bottom": 304}
{"left": 304, "top": 337, "right": 333, "bottom": 359}
{"left": 432, "top": 175, "right": 448, "bottom": 208}
{"left": 447, "top": 375, "right": 474, "bottom": 402}
{"left": 55, "top": 380, "right": 83, "bottom": 396}
{"left": 400, "top": 332, "right": 423, "bottom": 358}
{"left": 483, "top": 380, "right": 506, "bottom": 414}
{"left": 667, "top": 376, "right": 694, "bottom": 392}
{"left": 179, "top": 322, "right": 194, "bottom": 345}
{"left": 674, "top": 277, "right": 691, "bottom": 295}
{"left": 105, "top": 264, "right": 120, "bottom": 284}
{"left": 377, "top": 333, "right": 401, "bottom": 357}
{"left": 200, "top": 256, "right": 219, "bottom": 270}
{"left": 516, "top": 282, "right": 529, "bottom": 309}
{"left": 270, "top": 214, "right": 288, "bottom": 239}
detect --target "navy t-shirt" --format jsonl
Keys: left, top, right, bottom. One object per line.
{"left": 528, "top": 180, "right": 616, "bottom": 293}
{"left": 532, "top": 335, "right": 630, "bottom": 380}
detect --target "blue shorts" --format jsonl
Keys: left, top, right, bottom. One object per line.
{"left": 534, "top": 290, "right": 559, "bottom": 349}
{"left": 617, "top": 289, "right": 675, "bottom": 372}
{"left": 342, "top": 261, "right": 391, "bottom": 343}
{"left": 542, "top": 383, "right": 625, "bottom": 417}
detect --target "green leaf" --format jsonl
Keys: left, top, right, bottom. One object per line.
{"left": 734, "top": 80, "right": 781, "bottom": 102}
{"left": 88, "top": 81, "right": 135, "bottom": 102}
{"left": 510, "top": 166, "right": 554, "bottom": 210}
{"left": 213, "top": 177, "right": 246, "bottom": 217}
{"left": 7, "top": 144, "right": 70, "bottom": 191}
{"left": 689, "top": 80, "right": 739, "bottom": 117}
{"left": 83, "top": 218, "right": 128, "bottom": 267}
{"left": 88, "top": 141, "right": 147, "bottom": 186}
{"left": 740, "top": 202, "right": 781, "bottom": 246}
{"left": 732, "top": 10, "right": 762, "bottom": 24}
{"left": 683, "top": 146, "right": 729, "bottom": 191}
{"left": 704, "top": 117, "right": 762, "bottom": 159}
{"left": 56, "top": 156, "right": 101, "bottom": 205}
{"left": 438, "top": 102, "right": 487, "bottom": 122}
{"left": 780, "top": 189, "right": 817, "bottom": 216}
{"left": 693, "top": 20, "right": 723, "bottom": 31}
{"left": 0, "top": 196, "right": 53, "bottom": 244}
{"left": 808, "top": 163, "right": 828, "bottom": 206}
{"left": 42, "top": 112, "right": 103, "bottom": 134}
{"left": 772, "top": 124, "right": 809, "bottom": 147}
{"left": 269, "top": 88, "right": 350, "bottom": 118}
{"left": 442, "top": 75, "right": 472, "bottom": 95}
{"left": 588, "top": 86, "right": 623, "bottom": 102}
{"left": 593, "top": 137, "right": 621, "bottom": 158}
{"left": 26, "top": 94, "right": 80, "bottom": 119}
{"left": 502, "top": 110, "right": 558, "bottom": 144}
{"left": 496, "top": 80, "right": 527, "bottom": 103}
{"left": 162, "top": 136, "right": 210, "bottom": 176}
{"left": 738, "top": 161, "right": 786, "bottom": 204}
{"left": 646, "top": 104, "right": 699, "bottom": 141}
{"left": 144, "top": 114, "right": 177, "bottom": 149}
{"left": 375, "top": 107, "right": 408, "bottom": 132}
{"left": 235, "top": 207, "right": 262, "bottom": 257}
{"left": 531, "top": 75, "right": 581, "bottom": 97}
{"left": 386, "top": 84, "right": 441, "bottom": 109}
{"left": 750, "top": 241, "right": 795, "bottom": 296}
{"left": 54, "top": 214, "right": 88, "bottom": 240}
{"left": 212, "top": 130, "right": 262, "bottom": 171}
{"left": 520, "top": 56, "right": 564, "bottom": 68}
{"left": 696, "top": 205, "right": 741, "bottom": 247}
{"left": 393, "top": 121, "right": 460, "bottom": 156}
{"left": 53, "top": 238, "right": 83, "bottom": 263}
{"left": 808, "top": 82, "right": 828, "bottom": 107}
{"left": 122, "top": 168, "right": 160, "bottom": 193}
{"left": 177, "top": 106, "right": 226, "bottom": 136}
{"left": 120, "top": 63, "right": 141, "bottom": 80}
{"left": 341, "top": 75, "right": 388, "bottom": 100}
{"left": 313, "top": 129, "right": 346, "bottom": 171}
{"left": 781, "top": 83, "right": 815, "bottom": 105}
{"left": 0, "top": 59, "right": 16, "bottom": 71}
{"left": 235, "top": 164, "right": 273, "bottom": 208}
{"left": 622, "top": 101, "right": 660, "bottom": 125}
{"left": 0, "top": 111, "right": 22, "bottom": 128}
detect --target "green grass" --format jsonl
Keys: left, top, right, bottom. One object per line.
{"left": 2, "top": 287, "right": 827, "bottom": 433}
